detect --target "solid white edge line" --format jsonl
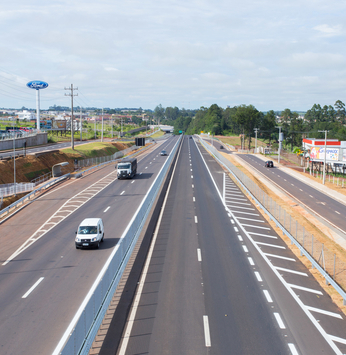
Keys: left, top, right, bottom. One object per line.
{"left": 274, "top": 312, "right": 286, "bottom": 329}
{"left": 22, "top": 277, "right": 44, "bottom": 298}
{"left": 288, "top": 343, "right": 299, "bottom": 355}
{"left": 117, "top": 135, "right": 183, "bottom": 355}
{"left": 203, "top": 315, "right": 211, "bottom": 347}
{"left": 197, "top": 248, "right": 202, "bottom": 262}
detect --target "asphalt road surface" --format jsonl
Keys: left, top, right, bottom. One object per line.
{"left": 114, "top": 136, "right": 346, "bottom": 355}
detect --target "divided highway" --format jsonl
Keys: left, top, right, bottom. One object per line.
{"left": 0, "top": 136, "right": 177, "bottom": 354}
{"left": 113, "top": 137, "right": 346, "bottom": 355}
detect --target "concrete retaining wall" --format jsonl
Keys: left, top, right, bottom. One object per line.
{"left": 0, "top": 132, "right": 48, "bottom": 150}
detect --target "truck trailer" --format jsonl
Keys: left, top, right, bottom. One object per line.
{"left": 116, "top": 158, "right": 137, "bottom": 179}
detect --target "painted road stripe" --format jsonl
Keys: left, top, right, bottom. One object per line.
{"left": 22, "top": 277, "right": 44, "bottom": 298}
{"left": 238, "top": 235, "right": 243, "bottom": 241}
{"left": 306, "top": 306, "right": 342, "bottom": 319}
{"left": 242, "top": 245, "right": 249, "bottom": 253}
{"left": 275, "top": 267, "right": 308, "bottom": 276}
{"left": 263, "top": 290, "right": 273, "bottom": 303}
{"left": 241, "top": 224, "right": 271, "bottom": 230}
{"left": 254, "top": 272, "right": 263, "bottom": 282}
{"left": 248, "top": 232, "right": 277, "bottom": 239}
{"left": 287, "top": 284, "right": 323, "bottom": 295}
{"left": 231, "top": 211, "right": 260, "bottom": 216}
{"left": 120, "top": 191, "right": 125, "bottom": 195}
{"left": 192, "top": 184, "right": 194, "bottom": 188}
{"left": 328, "top": 335, "right": 346, "bottom": 345}
{"left": 231, "top": 220, "right": 235, "bottom": 224}
{"left": 264, "top": 253, "right": 296, "bottom": 261}
{"left": 131, "top": 180, "right": 135, "bottom": 184}
{"left": 274, "top": 313, "right": 285, "bottom": 329}
{"left": 255, "top": 242, "right": 285, "bottom": 249}
{"left": 227, "top": 206, "right": 256, "bottom": 211}
{"left": 225, "top": 201, "right": 251, "bottom": 206}
{"left": 191, "top": 175, "right": 193, "bottom": 178}
{"left": 248, "top": 257, "right": 255, "bottom": 265}
{"left": 234, "top": 227, "right": 239, "bottom": 232}
{"left": 193, "top": 197, "right": 195, "bottom": 202}
{"left": 195, "top": 216, "right": 198, "bottom": 223}
{"left": 225, "top": 197, "right": 248, "bottom": 202}
{"left": 288, "top": 343, "right": 299, "bottom": 355}
{"left": 203, "top": 315, "right": 211, "bottom": 347}
{"left": 197, "top": 249, "right": 202, "bottom": 261}
{"left": 236, "top": 217, "right": 264, "bottom": 223}
{"left": 104, "top": 206, "right": 110, "bottom": 213}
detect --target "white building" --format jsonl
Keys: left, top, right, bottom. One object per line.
{"left": 17, "top": 110, "right": 35, "bottom": 121}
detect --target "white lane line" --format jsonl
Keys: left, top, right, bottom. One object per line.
{"left": 274, "top": 313, "right": 286, "bottom": 329}
{"left": 191, "top": 175, "right": 193, "bottom": 178}
{"left": 241, "top": 224, "right": 271, "bottom": 230}
{"left": 288, "top": 343, "right": 299, "bottom": 355}
{"left": 231, "top": 220, "right": 235, "bottom": 224}
{"left": 203, "top": 315, "right": 211, "bottom": 347}
{"left": 242, "top": 245, "right": 249, "bottom": 253}
{"left": 264, "top": 253, "right": 296, "bottom": 261}
{"left": 227, "top": 206, "right": 256, "bottom": 211}
{"left": 192, "top": 184, "right": 194, "bottom": 188}
{"left": 254, "top": 272, "right": 263, "bottom": 282}
{"left": 120, "top": 191, "right": 125, "bottom": 195}
{"left": 145, "top": 167, "right": 148, "bottom": 169}
{"left": 275, "top": 267, "right": 308, "bottom": 276}
{"left": 309, "top": 195, "right": 313, "bottom": 198}
{"left": 263, "top": 290, "right": 273, "bottom": 303}
{"left": 328, "top": 334, "right": 346, "bottom": 345}
{"left": 225, "top": 197, "right": 248, "bottom": 202}
{"left": 287, "top": 284, "right": 323, "bottom": 295}
{"left": 248, "top": 257, "right": 255, "bottom": 265}
{"left": 195, "top": 216, "right": 198, "bottom": 223}
{"left": 197, "top": 248, "right": 202, "bottom": 261}
{"left": 190, "top": 169, "right": 193, "bottom": 171}
{"left": 22, "top": 277, "right": 44, "bottom": 298}
{"left": 235, "top": 217, "right": 264, "bottom": 223}
{"left": 103, "top": 206, "right": 110, "bottom": 213}
{"left": 234, "top": 227, "right": 239, "bottom": 232}
{"left": 306, "top": 306, "right": 343, "bottom": 319}
{"left": 255, "top": 242, "right": 286, "bottom": 249}
{"left": 225, "top": 201, "right": 251, "bottom": 206}
{"left": 248, "top": 232, "right": 277, "bottom": 239}
{"left": 299, "top": 189, "right": 303, "bottom": 192}
{"left": 291, "top": 183, "right": 294, "bottom": 186}
{"left": 336, "top": 211, "right": 340, "bottom": 214}
{"left": 231, "top": 211, "right": 260, "bottom": 216}
{"left": 238, "top": 235, "right": 243, "bottom": 241}
{"left": 193, "top": 197, "right": 195, "bottom": 202}
{"left": 131, "top": 180, "right": 135, "bottom": 184}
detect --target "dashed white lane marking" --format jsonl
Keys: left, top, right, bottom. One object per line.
{"left": 104, "top": 206, "right": 110, "bottom": 212}
{"left": 264, "top": 253, "right": 296, "bottom": 261}
{"left": 231, "top": 220, "right": 235, "bottom": 224}
{"left": 234, "top": 227, "right": 239, "bottom": 232}
{"left": 191, "top": 175, "right": 193, "bottom": 178}
{"left": 309, "top": 195, "right": 313, "bottom": 198}
{"left": 254, "top": 272, "right": 263, "bottom": 282}
{"left": 248, "top": 257, "right": 255, "bottom": 265}
{"left": 197, "top": 249, "right": 202, "bottom": 261}
{"left": 120, "top": 191, "right": 125, "bottom": 195}
{"left": 195, "top": 216, "right": 198, "bottom": 223}
{"left": 255, "top": 242, "right": 286, "bottom": 249}
{"left": 305, "top": 306, "right": 343, "bottom": 319}
{"left": 145, "top": 167, "right": 148, "bottom": 169}
{"left": 248, "top": 232, "right": 277, "bottom": 239}
{"left": 274, "top": 313, "right": 286, "bottom": 329}
{"left": 287, "top": 284, "right": 323, "bottom": 295}
{"left": 241, "top": 224, "right": 271, "bottom": 230}
{"left": 22, "top": 277, "right": 44, "bottom": 298}
{"left": 193, "top": 197, "right": 195, "bottom": 202}
{"left": 238, "top": 235, "right": 243, "bottom": 241}
{"left": 275, "top": 267, "right": 308, "bottom": 276}
{"left": 192, "top": 184, "right": 194, "bottom": 188}
{"left": 299, "top": 189, "right": 303, "bottom": 192}
{"left": 263, "top": 290, "right": 273, "bottom": 303}
{"left": 336, "top": 211, "right": 340, "bottom": 215}
{"left": 190, "top": 169, "right": 193, "bottom": 171}
{"left": 242, "top": 245, "right": 249, "bottom": 253}
{"left": 131, "top": 180, "right": 135, "bottom": 184}
{"left": 288, "top": 343, "right": 299, "bottom": 355}
{"left": 203, "top": 315, "right": 211, "bottom": 347}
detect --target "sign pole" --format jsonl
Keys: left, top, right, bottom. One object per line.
{"left": 36, "top": 89, "right": 40, "bottom": 132}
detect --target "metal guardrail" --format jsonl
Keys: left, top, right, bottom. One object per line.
{"left": 199, "top": 137, "right": 346, "bottom": 304}
{"left": 0, "top": 174, "right": 70, "bottom": 220}
{"left": 55, "top": 135, "right": 182, "bottom": 355}
{"left": 31, "top": 171, "right": 52, "bottom": 186}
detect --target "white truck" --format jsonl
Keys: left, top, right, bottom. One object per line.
{"left": 116, "top": 158, "right": 137, "bottom": 179}
{"left": 75, "top": 218, "right": 104, "bottom": 249}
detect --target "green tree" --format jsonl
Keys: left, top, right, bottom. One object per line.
{"left": 334, "top": 100, "right": 345, "bottom": 124}
{"left": 154, "top": 104, "right": 165, "bottom": 125}
{"left": 234, "top": 105, "right": 260, "bottom": 149}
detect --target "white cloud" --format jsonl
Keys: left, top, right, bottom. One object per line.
{"left": 314, "top": 24, "right": 343, "bottom": 36}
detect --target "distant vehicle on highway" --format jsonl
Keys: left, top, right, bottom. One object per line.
{"left": 220, "top": 145, "right": 224, "bottom": 149}
{"left": 160, "top": 150, "right": 168, "bottom": 156}
{"left": 75, "top": 218, "right": 104, "bottom": 249}
{"left": 265, "top": 160, "right": 274, "bottom": 168}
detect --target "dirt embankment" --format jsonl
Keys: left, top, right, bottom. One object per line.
{"left": 0, "top": 142, "right": 133, "bottom": 185}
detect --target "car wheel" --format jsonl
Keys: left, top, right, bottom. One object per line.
{"left": 96, "top": 241, "right": 100, "bottom": 249}
{"left": 75, "top": 245, "right": 79, "bottom": 249}
{"left": 101, "top": 233, "right": 104, "bottom": 242}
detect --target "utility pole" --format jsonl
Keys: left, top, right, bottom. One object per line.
{"left": 318, "top": 130, "right": 329, "bottom": 185}
{"left": 254, "top": 128, "right": 259, "bottom": 153}
{"left": 101, "top": 108, "right": 104, "bottom": 142}
{"left": 276, "top": 126, "right": 282, "bottom": 164}
{"left": 80, "top": 107, "right": 82, "bottom": 142}
{"left": 65, "top": 84, "right": 78, "bottom": 150}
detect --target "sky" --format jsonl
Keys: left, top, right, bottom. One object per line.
{"left": 0, "top": 0, "right": 346, "bottom": 112}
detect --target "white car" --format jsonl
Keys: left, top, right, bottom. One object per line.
{"left": 75, "top": 218, "right": 104, "bottom": 249}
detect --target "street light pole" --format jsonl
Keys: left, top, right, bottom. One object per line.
{"left": 318, "top": 130, "right": 329, "bottom": 185}
{"left": 276, "top": 126, "right": 282, "bottom": 164}
{"left": 254, "top": 128, "right": 259, "bottom": 153}
{"left": 101, "top": 108, "right": 104, "bottom": 142}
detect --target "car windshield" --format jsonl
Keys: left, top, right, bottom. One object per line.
{"left": 118, "top": 163, "right": 131, "bottom": 169}
{"left": 78, "top": 226, "right": 97, "bottom": 234}
{"left": 161, "top": 151, "right": 166, "bottom": 154}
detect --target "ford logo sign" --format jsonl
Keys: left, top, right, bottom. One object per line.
{"left": 27, "top": 81, "right": 49, "bottom": 90}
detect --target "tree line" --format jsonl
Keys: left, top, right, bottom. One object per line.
{"left": 155, "top": 101, "right": 346, "bottom": 150}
